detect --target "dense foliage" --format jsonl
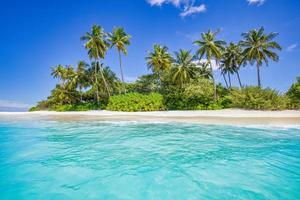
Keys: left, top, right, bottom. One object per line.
{"left": 107, "top": 93, "right": 165, "bottom": 112}
{"left": 286, "top": 77, "right": 300, "bottom": 109}
{"left": 30, "top": 24, "right": 299, "bottom": 111}
{"left": 226, "top": 87, "right": 288, "bottom": 110}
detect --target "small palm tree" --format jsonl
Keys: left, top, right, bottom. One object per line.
{"left": 81, "top": 24, "right": 110, "bottom": 105}
{"left": 222, "top": 42, "right": 244, "bottom": 88}
{"left": 146, "top": 44, "right": 172, "bottom": 76}
{"left": 240, "top": 27, "right": 281, "bottom": 87}
{"left": 64, "top": 65, "right": 77, "bottom": 89}
{"left": 194, "top": 30, "right": 226, "bottom": 99}
{"left": 171, "top": 49, "right": 196, "bottom": 87}
{"left": 51, "top": 65, "right": 66, "bottom": 85}
{"left": 196, "top": 62, "right": 213, "bottom": 79}
{"left": 101, "top": 66, "right": 120, "bottom": 94}
{"left": 108, "top": 27, "right": 131, "bottom": 91}
{"left": 220, "top": 59, "right": 234, "bottom": 88}
{"left": 76, "top": 61, "right": 89, "bottom": 102}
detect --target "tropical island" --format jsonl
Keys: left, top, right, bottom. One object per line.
{"left": 30, "top": 25, "right": 300, "bottom": 112}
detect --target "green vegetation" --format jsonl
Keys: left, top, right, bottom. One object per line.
{"left": 226, "top": 86, "right": 288, "bottom": 110}
{"left": 286, "top": 77, "right": 300, "bottom": 109}
{"left": 107, "top": 93, "right": 165, "bottom": 112}
{"left": 30, "top": 24, "right": 299, "bottom": 112}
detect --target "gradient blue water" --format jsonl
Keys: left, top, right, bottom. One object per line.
{"left": 0, "top": 119, "right": 300, "bottom": 200}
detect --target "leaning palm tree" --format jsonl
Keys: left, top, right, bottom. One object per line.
{"left": 108, "top": 27, "right": 131, "bottom": 91}
{"left": 171, "top": 49, "right": 196, "bottom": 87}
{"left": 222, "top": 43, "right": 244, "bottom": 88}
{"left": 193, "top": 29, "right": 226, "bottom": 100}
{"left": 146, "top": 44, "right": 172, "bottom": 76}
{"left": 240, "top": 27, "right": 281, "bottom": 87}
{"left": 81, "top": 24, "right": 110, "bottom": 105}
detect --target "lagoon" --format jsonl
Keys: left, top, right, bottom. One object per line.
{"left": 0, "top": 119, "right": 300, "bottom": 199}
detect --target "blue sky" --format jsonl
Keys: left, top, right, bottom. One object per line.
{"left": 0, "top": 0, "right": 299, "bottom": 109}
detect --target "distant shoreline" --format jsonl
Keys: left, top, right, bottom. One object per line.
{"left": 1, "top": 109, "right": 300, "bottom": 126}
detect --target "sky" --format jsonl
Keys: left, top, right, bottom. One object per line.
{"left": 0, "top": 0, "right": 299, "bottom": 109}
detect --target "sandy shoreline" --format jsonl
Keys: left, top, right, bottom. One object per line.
{"left": 0, "top": 109, "right": 300, "bottom": 126}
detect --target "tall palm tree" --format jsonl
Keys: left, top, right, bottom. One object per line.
{"left": 193, "top": 29, "right": 226, "bottom": 100}
{"left": 222, "top": 42, "right": 244, "bottom": 88}
{"left": 146, "top": 44, "right": 172, "bottom": 76}
{"left": 108, "top": 27, "right": 131, "bottom": 91}
{"left": 240, "top": 27, "right": 281, "bottom": 87}
{"left": 171, "top": 49, "right": 196, "bottom": 87}
{"left": 81, "top": 24, "right": 110, "bottom": 105}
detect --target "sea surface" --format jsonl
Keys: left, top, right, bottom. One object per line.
{"left": 0, "top": 118, "right": 299, "bottom": 199}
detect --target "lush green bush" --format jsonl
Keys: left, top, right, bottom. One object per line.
{"left": 162, "top": 78, "right": 224, "bottom": 110}
{"left": 226, "top": 86, "right": 288, "bottom": 110}
{"left": 125, "top": 74, "right": 160, "bottom": 94}
{"left": 30, "top": 102, "right": 102, "bottom": 112}
{"left": 286, "top": 77, "right": 300, "bottom": 109}
{"left": 29, "top": 106, "right": 38, "bottom": 112}
{"left": 51, "top": 102, "right": 101, "bottom": 112}
{"left": 106, "top": 93, "right": 165, "bottom": 112}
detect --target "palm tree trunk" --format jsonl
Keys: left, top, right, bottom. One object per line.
{"left": 228, "top": 72, "right": 232, "bottom": 88}
{"left": 79, "top": 87, "right": 83, "bottom": 103}
{"left": 236, "top": 71, "right": 243, "bottom": 88}
{"left": 223, "top": 73, "right": 229, "bottom": 88}
{"left": 94, "top": 62, "right": 100, "bottom": 106}
{"left": 118, "top": 50, "right": 126, "bottom": 93}
{"left": 209, "top": 61, "right": 217, "bottom": 100}
{"left": 257, "top": 64, "right": 261, "bottom": 87}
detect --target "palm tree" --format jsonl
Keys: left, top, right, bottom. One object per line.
{"left": 101, "top": 66, "right": 120, "bottom": 94}
{"left": 146, "top": 44, "right": 172, "bottom": 76}
{"left": 222, "top": 43, "right": 244, "bottom": 88}
{"left": 64, "top": 65, "right": 77, "bottom": 90}
{"left": 240, "top": 27, "right": 281, "bottom": 87}
{"left": 220, "top": 59, "right": 234, "bottom": 88}
{"left": 195, "top": 61, "right": 213, "bottom": 79}
{"left": 193, "top": 30, "right": 226, "bottom": 100}
{"left": 81, "top": 24, "right": 110, "bottom": 105}
{"left": 76, "top": 61, "right": 89, "bottom": 102}
{"left": 108, "top": 27, "right": 131, "bottom": 91}
{"left": 51, "top": 65, "right": 66, "bottom": 85}
{"left": 171, "top": 49, "right": 196, "bottom": 87}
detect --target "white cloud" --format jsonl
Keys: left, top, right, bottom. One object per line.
{"left": 125, "top": 76, "right": 138, "bottom": 83}
{"left": 147, "top": 0, "right": 206, "bottom": 17}
{"left": 286, "top": 43, "right": 298, "bottom": 52}
{"left": 0, "top": 100, "right": 32, "bottom": 109}
{"left": 147, "top": 0, "right": 182, "bottom": 7}
{"left": 194, "top": 59, "right": 220, "bottom": 71}
{"left": 247, "top": 0, "right": 266, "bottom": 6}
{"left": 180, "top": 4, "right": 206, "bottom": 17}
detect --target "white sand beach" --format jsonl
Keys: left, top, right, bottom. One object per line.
{"left": 1, "top": 109, "right": 300, "bottom": 126}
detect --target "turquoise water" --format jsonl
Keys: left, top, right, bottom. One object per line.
{"left": 0, "top": 119, "right": 300, "bottom": 200}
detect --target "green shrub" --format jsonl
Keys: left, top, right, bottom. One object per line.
{"left": 106, "top": 93, "right": 165, "bottom": 112}
{"left": 226, "top": 86, "right": 288, "bottom": 110}
{"left": 162, "top": 78, "right": 224, "bottom": 110}
{"left": 29, "top": 106, "right": 38, "bottom": 112}
{"left": 51, "top": 102, "right": 101, "bottom": 112}
{"left": 286, "top": 76, "right": 300, "bottom": 109}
